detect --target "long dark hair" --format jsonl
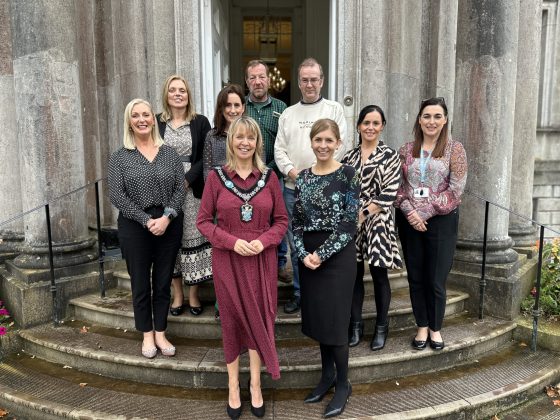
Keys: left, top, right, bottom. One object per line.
{"left": 412, "top": 97, "right": 449, "bottom": 158}
{"left": 213, "top": 84, "right": 245, "bottom": 136}
{"left": 356, "top": 105, "right": 386, "bottom": 145}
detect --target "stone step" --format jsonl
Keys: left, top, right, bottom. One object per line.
{"left": 1, "top": 340, "right": 558, "bottom": 419}
{"left": 18, "top": 314, "right": 515, "bottom": 390}
{"left": 113, "top": 268, "right": 410, "bottom": 301}
{"left": 67, "top": 286, "right": 468, "bottom": 340}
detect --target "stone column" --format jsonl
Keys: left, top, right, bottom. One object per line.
{"left": 386, "top": 1, "right": 423, "bottom": 150}
{"left": 508, "top": 0, "right": 542, "bottom": 248}
{"left": 335, "top": 0, "right": 358, "bottom": 145}
{"left": 356, "top": 0, "right": 389, "bottom": 117}
{"left": 0, "top": 0, "right": 24, "bottom": 261}
{"left": 425, "top": 0, "right": 458, "bottom": 121}
{"left": 10, "top": 0, "right": 95, "bottom": 269}
{"left": 451, "top": 0, "right": 523, "bottom": 319}
{"left": 175, "top": 0, "right": 204, "bottom": 114}
{"left": 146, "top": 0, "right": 176, "bottom": 111}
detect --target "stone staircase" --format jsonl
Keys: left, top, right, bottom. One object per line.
{"left": 0, "top": 265, "right": 559, "bottom": 419}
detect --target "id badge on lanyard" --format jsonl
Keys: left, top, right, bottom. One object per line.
{"left": 414, "top": 148, "right": 431, "bottom": 198}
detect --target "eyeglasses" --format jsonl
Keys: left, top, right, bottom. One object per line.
{"left": 299, "top": 78, "right": 322, "bottom": 86}
{"left": 420, "top": 96, "right": 446, "bottom": 107}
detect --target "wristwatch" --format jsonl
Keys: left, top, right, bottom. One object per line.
{"left": 163, "top": 209, "right": 175, "bottom": 220}
{"left": 362, "top": 208, "right": 370, "bottom": 217}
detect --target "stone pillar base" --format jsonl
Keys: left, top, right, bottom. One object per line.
{"left": 0, "top": 260, "right": 120, "bottom": 328}
{"left": 448, "top": 253, "right": 538, "bottom": 320}
{"left": 509, "top": 223, "right": 538, "bottom": 249}
{"left": 455, "top": 237, "right": 519, "bottom": 265}
{"left": 12, "top": 237, "right": 97, "bottom": 270}
{"left": 0, "top": 231, "right": 24, "bottom": 263}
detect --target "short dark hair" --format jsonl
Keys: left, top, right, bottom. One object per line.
{"left": 245, "top": 60, "right": 269, "bottom": 79}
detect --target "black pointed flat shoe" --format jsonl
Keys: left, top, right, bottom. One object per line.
{"left": 412, "top": 338, "right": 428, "bottom": 350}
{"left": 189, "top": 305, "right": 203, "bottom": 316}
{"left": 430, "top": 339, "right": 445, "bottom": 350}
{"left": 304, "top": 376, "right": 336, "bottom": 403}
{"left": 169, "top": 304, "right": 184, "bottom": 316}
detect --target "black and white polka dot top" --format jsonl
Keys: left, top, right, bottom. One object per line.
{"left": 108, "top": 144, "right": 186, "bottom": 227}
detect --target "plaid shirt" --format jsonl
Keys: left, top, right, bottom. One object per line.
{"left": 245, "top": 95, "right": 287, "bottom": 177}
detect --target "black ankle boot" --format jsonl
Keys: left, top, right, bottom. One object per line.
{"left": 348, "top": 321, "right": 363, "bottom": 347}
{"left": 370, "top": 322, "right": 389, "bottom": 351}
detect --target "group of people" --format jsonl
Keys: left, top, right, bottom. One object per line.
{"left": 108, "top": 56, "right": 467, "bottom": 419}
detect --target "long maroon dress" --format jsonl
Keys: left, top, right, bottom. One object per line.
{"left": 196, "top": 166, "right": 288, "bottom": 379}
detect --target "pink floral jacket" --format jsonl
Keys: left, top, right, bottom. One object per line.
{"left": 395, "top": 139, "right": 467, "bottom": 221}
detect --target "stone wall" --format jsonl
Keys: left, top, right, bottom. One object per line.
{"left": 533, "top": 160, "right": 560, "bottom": 238}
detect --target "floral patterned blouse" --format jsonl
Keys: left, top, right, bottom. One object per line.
{"left": 395, "top": 139, "right": 467, "bottom": 221}
{"left": 292, "top": 165, "right": 360, "bottom": 262}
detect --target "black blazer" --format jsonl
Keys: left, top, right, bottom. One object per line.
{"left": 157, "top": 113, "right": 211, "bottom": 199}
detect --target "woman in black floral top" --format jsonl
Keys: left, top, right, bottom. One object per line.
{"left": 293, "top": 119, "right": 359, "bottom": 419}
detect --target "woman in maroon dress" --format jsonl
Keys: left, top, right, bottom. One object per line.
{"left": 197, "top": 116, "right": 288, "bottom": 419}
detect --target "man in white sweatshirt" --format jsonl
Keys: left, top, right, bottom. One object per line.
{"left": 274, "top": 57, "right": 348, "bottom": 313}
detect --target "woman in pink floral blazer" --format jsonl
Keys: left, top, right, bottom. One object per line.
{"left": 395, "top": 97, "right": 467, "bottom": 352}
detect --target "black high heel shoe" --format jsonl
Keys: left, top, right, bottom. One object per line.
{"left": 324, "top": 381, "right": 352, "bottom": 418}
{"left": 304, "top": 375, "right": 336, "bottom": 403}
{"left": 248, "top": 379, "right": 265, "bottom": 418}
{"left": 226, "top": 385, "right": 242, "bottom": 420}
{"left": 348, "top": 321, "right": 363, "bottom": 347}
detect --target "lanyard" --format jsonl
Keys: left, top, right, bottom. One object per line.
{"left": 419, "top": 147, "right": 432, "bottom": 184}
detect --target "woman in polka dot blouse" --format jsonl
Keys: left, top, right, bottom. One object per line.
{"left": 108, "top": 98, "right": 185, "bottom": 359}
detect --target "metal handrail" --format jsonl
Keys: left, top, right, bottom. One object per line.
{"left": 0, "top": 177, "right": 110, "bottom": 326}
{"left": 462, "top": 189, "right": 556, "bottom": 352}
{"left": 0, "top": 181, "right": 556, "bottom": 348}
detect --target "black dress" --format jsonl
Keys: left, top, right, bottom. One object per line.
{"left": 292, "top": 165, "right": 360, "bottom": 345}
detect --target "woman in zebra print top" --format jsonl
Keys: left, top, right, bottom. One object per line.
{"left": 341, "top": 105, "right": 403, "bottom": 351}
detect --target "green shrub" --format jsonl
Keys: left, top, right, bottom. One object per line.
{"left": 521, "top": 238, "right": 560, "bottom": 319}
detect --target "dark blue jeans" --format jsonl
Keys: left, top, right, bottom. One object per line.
{"left": 283, "top": 187, "right": 300, "bottom": 297}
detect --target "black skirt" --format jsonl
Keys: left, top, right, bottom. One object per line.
{"left": 299, "top": 231, "right": 357, "bottom": 345}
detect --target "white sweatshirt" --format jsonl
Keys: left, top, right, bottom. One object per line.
{"left": 274, "top": 98, "right": 348, "bottom": 189}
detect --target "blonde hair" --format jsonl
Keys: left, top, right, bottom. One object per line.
{"left": 159, "top": 74, "right": 196, "bottom": 123}
{"left": 123, "top": 98, "right": 164, "bottom": 150}
{"left": 225, "top": 116, "right": 266, "bottom": 172}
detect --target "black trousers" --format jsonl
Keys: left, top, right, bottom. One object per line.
{"left": 396, "top": 208, "right": 459, "bottom": 332}
{"left": 118, "top": 210, "right": 183, "bottom": 332}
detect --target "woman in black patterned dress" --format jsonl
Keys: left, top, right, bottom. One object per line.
{"left": 293, "top": 119, "right": 359, "bottom": 418}
{"left": 342, "top": 105, "right": 402, "bottom": 350}
{"left": 157, "top": 74, "right": 212, "bottom": 317}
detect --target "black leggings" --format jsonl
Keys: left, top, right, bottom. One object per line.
{"left": 350, "top": 262, "right": 390, "bottom": 325}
